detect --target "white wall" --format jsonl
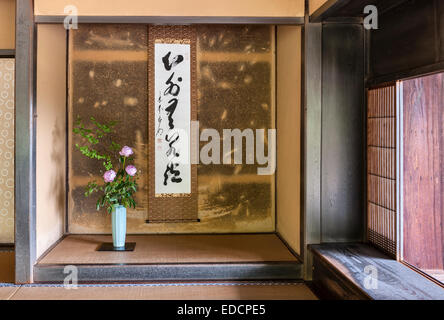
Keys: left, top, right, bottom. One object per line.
{"left": 34, "top": 0, "right": 305, "bottom": 17}
{"left": 36, "top": 25, "right": 67, "bottom": 258}
{"left": 276, "top": 26, "right": 302, "bottom": 255}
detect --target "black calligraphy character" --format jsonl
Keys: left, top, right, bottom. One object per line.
{"left": 165, "top": 132, "right": 180, "bottom": 158}
{"left": 155, "top": 105, "right": 164, "bottom": 136}
{"left": 162, "top": 52, "right": 184, "bottom": 71}
{"left": 164, "top": 73, "right": 182, "bottom": 96}
{"left": 165, "top": 98, "right": 178, "bottom": 129}
{"left": 163, "top": 163, "right": 182, "bottom": 186}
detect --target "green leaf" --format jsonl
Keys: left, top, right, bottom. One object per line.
{"left": 73, "top": 116, "right": 139, "bottom": 212}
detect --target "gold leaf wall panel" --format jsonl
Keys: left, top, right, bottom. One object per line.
{"left": 68, "top": 25, "right": 275, "bottom": 234}
{"left": 0, "top": 59, "right": 14, "bottom": 243}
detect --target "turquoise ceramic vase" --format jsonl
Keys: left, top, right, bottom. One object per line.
{"left": 111, "top": 205, "right": 127, "bottom": 248}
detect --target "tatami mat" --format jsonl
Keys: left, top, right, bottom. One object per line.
{"left": 5, "top": 283, "right": 317, "bottom": 300}
{"left": 38, "top": 234, "right": 298, "bottom": 265}
{"left": 0, "top": 235, "right": 314, "bottom": 300}
{"left": 0, "top": 286, "right": 19, "bottom": 300}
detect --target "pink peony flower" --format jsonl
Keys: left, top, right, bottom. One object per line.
{"left": 119, "top": 146, "right": 134, "bottom": 157}
{"left": 125, "top": 165, "right": 137, "bottom": 176}
{"left": 103, "top": 170, "right": 116, "bottom": 183}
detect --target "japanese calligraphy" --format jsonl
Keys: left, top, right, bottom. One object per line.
{"left": 154, "top": 43, "right": 191, "bottom": 195}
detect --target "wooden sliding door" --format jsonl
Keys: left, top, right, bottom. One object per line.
{"left": 367, "top": 74, "right": 444, "bottom": 284}
{"left": 367, "top": 84, "right": 397, "bottom": 257}
{"left": 402, "top": 73, "right": 444, "bottom": 280}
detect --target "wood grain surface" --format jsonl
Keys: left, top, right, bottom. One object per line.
{"left": 403, "top": 73, "right": 444, "bottom": 272}
{"left": 311, "top": 243, "right": 444, "bottom": 300}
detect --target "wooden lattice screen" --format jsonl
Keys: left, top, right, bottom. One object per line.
{"left": 367, "top": 84, "right": 397, "bottom": 257}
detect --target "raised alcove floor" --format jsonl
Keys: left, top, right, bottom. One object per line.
{"left": 34, "top": 234, "right": 302, "bottom": 283}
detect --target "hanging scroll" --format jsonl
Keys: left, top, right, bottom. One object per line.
{"left": 148, "top": 26, "right": 198, "bottom": 222}
{"left": 154, "top": 42, "right": 191, "bottom": 195}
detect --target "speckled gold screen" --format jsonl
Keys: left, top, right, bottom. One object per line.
{"left": 68, "top": 24, "right": 275, "bottom": 234}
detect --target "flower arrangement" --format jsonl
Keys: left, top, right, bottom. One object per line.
{"left": 73, "top": 117, "right": 138, "bottom": 213}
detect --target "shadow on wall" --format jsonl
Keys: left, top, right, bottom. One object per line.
{"left": 49, "top": 119, "right": 66, "bottom": 222}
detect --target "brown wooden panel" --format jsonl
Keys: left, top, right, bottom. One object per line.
{"left": 403, "top": 73, "right": 444, "bottom": 271}
{"left": 367, "top": 85, "right": 397, "bottom": 256}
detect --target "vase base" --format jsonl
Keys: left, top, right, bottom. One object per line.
{"left": 96, "top": 242, "right": 136, "bottom": 252}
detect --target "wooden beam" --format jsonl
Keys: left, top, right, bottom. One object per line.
{"left": 34, "top": 262, "right": 303, "bottom": 282}
{"left": 310, "top": 0, "right": 410, "bottom": 22}
{"left": 0, "top": 49, "right": 15, "bottom": 57}
{"left": 15, "top": 0, "right": 37, "bottom": 284}
{"left": 303, "top": 21, "right": 322, "bottom": 280}
{"left": 310, "top": 0, "right": 351, "bottom": 22}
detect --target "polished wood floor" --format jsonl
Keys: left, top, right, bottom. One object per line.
{"left": 424, "top": 270, "right": 444, "bottom": 284}
{"left": 38, "top": 234, "right": 298, "bottom": 265}
{"left": 311, "top": 243, "right": 444, "bottom": 300}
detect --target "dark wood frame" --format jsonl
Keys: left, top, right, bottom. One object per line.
{"left": 0, "top": 49, "right": 15, "bottom": 58}
{"left": 303, "top": 16, "right": 322, "bottom": 280}
{"left": 34, "top": 261, "right": 302, "bottom": 283}
{"left": 15, "top": 0, "right": 37, "bottom": 284}
{"left": 302, "top": 13, "right": 367, "bottom": 279}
